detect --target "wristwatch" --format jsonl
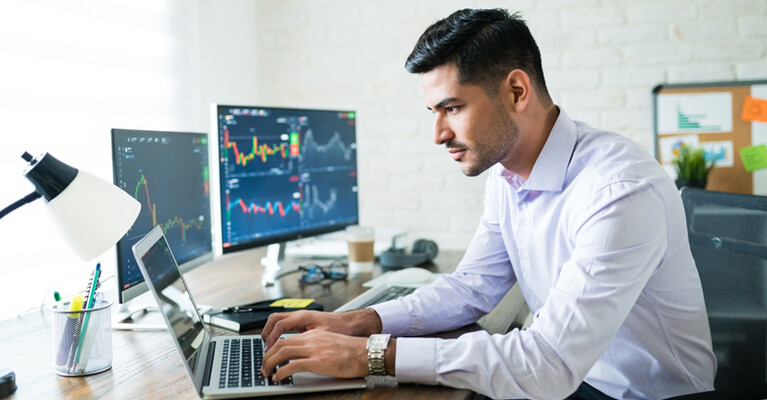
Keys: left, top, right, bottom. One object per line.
{"left": 366, "top": 334, "right": 391, "bottom": 376}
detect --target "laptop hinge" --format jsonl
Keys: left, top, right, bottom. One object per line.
{"left": 202, "top": 340, "right": 215, "bottom": 388}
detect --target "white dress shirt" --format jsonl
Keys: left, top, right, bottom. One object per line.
{"left": 371, "top": 109, "right": 717, "bottom": 399}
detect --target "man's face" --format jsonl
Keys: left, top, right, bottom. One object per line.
{"left": 423, "top": 63, "right": 519, "bottom": 177}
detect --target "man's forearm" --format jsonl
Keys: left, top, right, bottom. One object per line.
{"left": 346, "top": 307, "right": 384, "bottom": 336}
{"left": 351, "top": 308, "right": 396, "bottom": 377}
{"left": 385, "top": 338, "right": 396, "bottom": 376}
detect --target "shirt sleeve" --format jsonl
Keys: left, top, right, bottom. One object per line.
{"left": 390, "top": 182, "right": 670, "bottom": 399}
{"left": 372, "top": 173, "right": 516, "bottom": 336}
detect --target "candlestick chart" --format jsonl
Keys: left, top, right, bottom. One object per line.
{"left": 217, "top": 106, "right": 358, "bottom": 251}
{"left": 113, "top": 131, "right": 212, "bottom": 288}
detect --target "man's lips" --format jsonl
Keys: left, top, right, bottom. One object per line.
{"left": 448, "top": 148, "right": 466, "bottom": 161}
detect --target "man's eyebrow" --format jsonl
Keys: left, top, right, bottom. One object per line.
{"left": 426, "top": 97, "right": 460, "bottom": 111}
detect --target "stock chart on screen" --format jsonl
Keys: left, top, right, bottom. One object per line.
{"left": 216, "top": 105, "right": 358, "bottom": 252}
{"left": 112, "top": 129, "right": 212, "bottom": 297}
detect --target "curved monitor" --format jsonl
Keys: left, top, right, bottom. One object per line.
{"left": 213, "top": 105, "right": 359, "bottom": 254}
{"left": 112, "top": 129, "right": 213, "bottom": 304}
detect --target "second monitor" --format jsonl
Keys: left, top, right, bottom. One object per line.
{"left": 112, "top": 128, "right": 213, "bottom": 322}
{"left": 213, "top": 105, "right": 359, "bottom": 281}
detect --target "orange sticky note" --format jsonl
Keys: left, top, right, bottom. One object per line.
{"left": 742, "top": 96, "right": 767, "bottom": 123}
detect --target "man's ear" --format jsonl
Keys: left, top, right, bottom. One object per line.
{"left": 501, "top": 69, "right": 532, "bottom": 113}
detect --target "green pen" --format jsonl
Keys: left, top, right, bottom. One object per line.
{"left": 71, "top": 263, "right": 101, "bottom": 373}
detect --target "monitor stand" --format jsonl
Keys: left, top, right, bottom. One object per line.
{"left": 112, "top": 289, "right": 212, "bottom": 331}
{"left": 112, "top": 302, "right": 166, "bottom": 331}
{"left": 261, "top": 241, "right": 287, "bottom": 286}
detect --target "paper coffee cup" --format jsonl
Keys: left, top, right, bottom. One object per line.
{"left": 346, "top": 225, "right": 375, "bottom": 274}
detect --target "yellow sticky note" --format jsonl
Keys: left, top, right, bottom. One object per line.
{"left": 270, "top": 298, "right": 315, "bottom": 308}
{"left": 739, "top": 145, "right": 767, "bottom": 173}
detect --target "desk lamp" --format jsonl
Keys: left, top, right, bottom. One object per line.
{"left": 0, "top": 151, "right": 141, "bottom": 397}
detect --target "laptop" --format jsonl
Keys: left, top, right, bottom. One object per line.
{"left": 132, "top": 226, "right": 367, "bottom": 399}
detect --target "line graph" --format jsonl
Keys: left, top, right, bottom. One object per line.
{"left": 300, "top": 129, "right": 356, "bottom": 169}
{"left": 133, "top": 173, "right": 207, "bottom": 241}
{"left": 221, "top": 173, "right": 302, "bottom": 247}
{"left": 228, "top": 196, "right": 302, "bottom": 218}
{"left": 300, "top": 170, "right": 358, "bottom": 227}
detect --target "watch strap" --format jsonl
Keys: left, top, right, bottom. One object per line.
{"left": 367, "top": 334, "right": 391, "bottom": 376}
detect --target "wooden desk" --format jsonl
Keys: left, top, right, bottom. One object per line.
{"left": 0, "top": 248, "right": 526, "bottom": 400}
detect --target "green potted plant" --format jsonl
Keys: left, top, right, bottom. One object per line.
{"left": 673, "top": 144, "right": 715, "bottom": 189}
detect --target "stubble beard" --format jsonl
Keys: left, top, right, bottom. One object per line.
{"left": 460, "top": 108, "right": 519, "bottom": 177}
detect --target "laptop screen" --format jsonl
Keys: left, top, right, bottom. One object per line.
{"left": 139, "top": 231, "right": 209, "bottom": 379}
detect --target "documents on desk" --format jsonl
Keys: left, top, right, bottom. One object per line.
{"left": 285, "top": 227, "right": 408, "bottom": 258}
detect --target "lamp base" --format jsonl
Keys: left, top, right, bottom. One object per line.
{"left": 0, "top": 366, "right": 16, "bottom": 398}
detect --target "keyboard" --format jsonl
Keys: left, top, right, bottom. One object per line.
{"left": 219, "top": 337, "right": 293, "bottom": 388}
{"left": 357, "top": 286, "right": 416, "bottom": 309}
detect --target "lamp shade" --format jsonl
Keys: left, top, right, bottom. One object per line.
{"left": 45, "top": 170, "right": 140, "bottom": 260}
{"left": 22, "top": 152, "right": 141, "bottom": 261}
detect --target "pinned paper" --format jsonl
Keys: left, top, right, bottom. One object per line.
{"left": 702, "top": 141, "right": 734, "bottom": 167}
{"left": 657, "top": 92, "right": 733, "bottom": 134}
{"left": 739, "top": 144, "right": 767, "bottom": 173}
{"left": 270, "top": 298, "right": 315, "bottom": 308}
{"left": 742, "top": 97, "right": 767, "bottom": 123}
{"left": 659, "top": 134, "right": 699, "bottom": 164}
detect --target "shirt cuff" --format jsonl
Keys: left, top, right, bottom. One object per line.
{"left": 394, "top": 337, "right": 438, "bottom": 384}
{"left": 370, "top": 299, "right": 411, "bottom": 336}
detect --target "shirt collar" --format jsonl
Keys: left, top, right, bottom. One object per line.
{"left": 499, "top": 108, "right": 578, "bottom": 192}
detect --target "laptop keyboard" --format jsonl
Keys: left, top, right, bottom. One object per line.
{"left": 219, "top": 338, "right": 293, "bottom": 388}
{"left": 358, "top": 286, "right": 417, "bottom": 309}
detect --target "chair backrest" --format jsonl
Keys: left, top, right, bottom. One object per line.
{"left": 680, "top": 187, "right": 767, "bottom": 390}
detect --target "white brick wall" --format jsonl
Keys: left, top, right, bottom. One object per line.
{"left": 255, "top": 0, "right": 767, "bottom": 251}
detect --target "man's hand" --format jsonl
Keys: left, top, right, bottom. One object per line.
{"left": 261, "top": 330, "right": 368, "bottom": 382}
{"left": 261, "top": 308, "right": 382, "bottom": 349}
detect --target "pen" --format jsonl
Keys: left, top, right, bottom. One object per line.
{"left": 212, "top": 305, "right": 286, "bottom": 315}
{"left": 57, "top": 294, "right": 84, "bottom": 367}
{"left": 71, "top": 263, "right": 100, "bottom": 373}
{"left": 75, "top": 295, "right": 103, "bottom": 373}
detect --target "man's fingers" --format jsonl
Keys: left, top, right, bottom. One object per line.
{"left": 264, "top": 314, "right": 300, "bottom": 349}
{"left": 270, "top": 359, "right": 311, "bottom": 382}
{"left": 260, "top": 313, "right": 282, "bottom": 342}
{"left": 261, "top": 312, "right": 293, "bottom": 344}
{"left": 262, "top": 337, "right": 311, "bottom": 376}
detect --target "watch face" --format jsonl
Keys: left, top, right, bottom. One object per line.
{"left": 368, "top": 334, "right": 391, "bottom": 348}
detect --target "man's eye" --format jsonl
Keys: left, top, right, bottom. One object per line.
{"left": 445, "top": 106, "right": 458, "bottom": 114}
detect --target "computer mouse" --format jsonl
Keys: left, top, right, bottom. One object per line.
{"left": 386, "top": 267, "right": 433, "bottom": 284}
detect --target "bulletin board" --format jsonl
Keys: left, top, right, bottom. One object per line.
{"left": 653, "top": 80, "right": 767, "bottom": 194}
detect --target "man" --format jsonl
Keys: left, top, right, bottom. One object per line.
{"left": 261, "top": 8, "right": 717, "bottom": 399}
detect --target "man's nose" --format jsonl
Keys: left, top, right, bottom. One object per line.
{"left": 433, "top": 113, "right": 453, "bottom": 145}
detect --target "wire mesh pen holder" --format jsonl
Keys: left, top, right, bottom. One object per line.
{"left": 51, "top": 298, "right": 113, "bottom": 376}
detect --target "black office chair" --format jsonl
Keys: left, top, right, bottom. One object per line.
{"left": 669, "top": 188, "right": 767, "bottom": 399}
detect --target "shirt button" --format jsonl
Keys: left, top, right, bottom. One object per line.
{"left": 521, "top": 201, "right": 528, "bottom": 209}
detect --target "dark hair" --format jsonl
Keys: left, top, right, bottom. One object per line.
{"left": 405, "top": 8, "right": 549, "bottom": 100}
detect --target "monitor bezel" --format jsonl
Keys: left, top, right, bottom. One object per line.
{"left": 212, "top": 103, "right": 360, "bottom": 255}
{"left": 111, "top": 128, "right": 214, "bottom": 304}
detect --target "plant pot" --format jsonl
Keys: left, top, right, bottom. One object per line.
{"left": 675, "top": 179, "right": 707, "bottom": 190}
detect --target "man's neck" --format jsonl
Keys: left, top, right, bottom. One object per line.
{"left": 501, "top": 104, "right": 560, "bottom": 181}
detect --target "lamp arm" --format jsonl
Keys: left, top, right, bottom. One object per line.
{"left": 0, "top": 191, "right": 42, "bottom": 220}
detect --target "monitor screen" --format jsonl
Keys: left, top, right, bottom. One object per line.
{"left": 214, "top": 105, "right": 358, "bottom": 254}
{"left": 112, "top": 129, "right": 213, "bottom": 304}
